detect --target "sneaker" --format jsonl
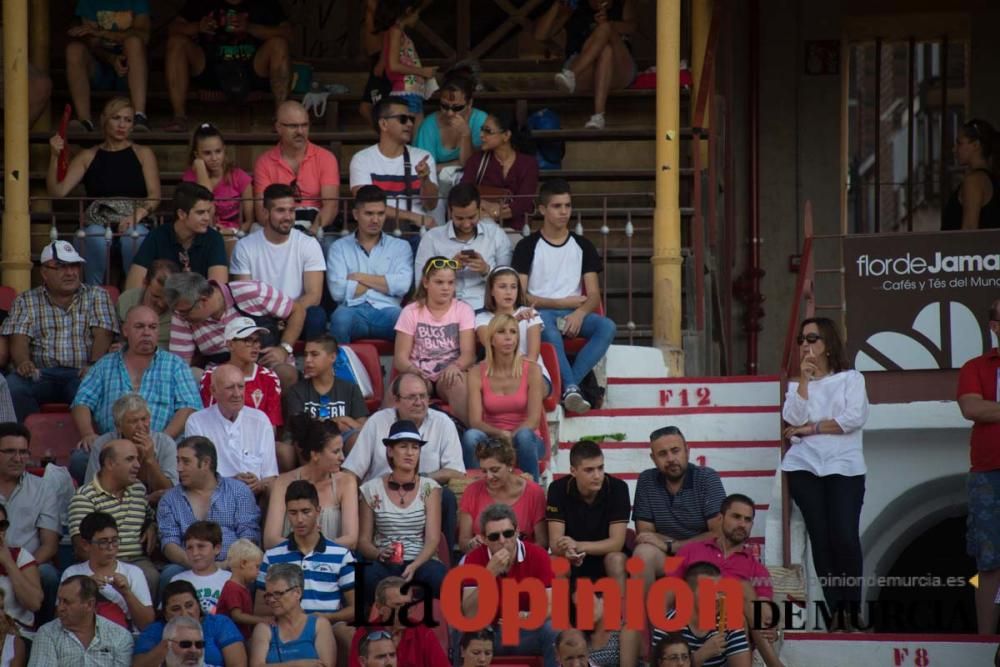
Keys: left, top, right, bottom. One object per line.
{"left": 133, "top": 112, "right": 150, "bottom": 132}
{"left": 554, "top": 69, "right": 576, "bottom": 94}
{"left": 584, "top": 113, "right": 606, "bottom": 129}
{"left": 68, "top": 119, "right": 95, "bottom": 133}
{"left": 562, "top": 386, "right": 591, "bottom": 414}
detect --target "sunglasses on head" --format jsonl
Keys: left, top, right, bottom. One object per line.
{"left": 168, "top": 639, "right": 205, "bottom": 649}
{"left": 797, "top": 333, "right": 823, "bottom": 345}
{"left": 387, "top": 480, "right": 416, "bottom": 492}
{"left": 385, "top": 113, "right": 416, "bottom": 125}
{"left": 486, "top": 528, "right": 517, "bottom": 542}
{"left": 424, "top": 258, "right": 460, "bottom": 274}
{"left": 366, "top": 630, "right": 393, "bottom": 641}
{"left": 440, "top": 102, "right": 467, "bottom": 113}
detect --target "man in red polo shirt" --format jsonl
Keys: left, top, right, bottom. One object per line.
{"left": 253, "top": 100, "right": 340, "bottom": 237}
{"left": 460, "top": 503, "right": 557, "bottom": 667}
{"left": 958, "top": 304, "right": 1000, "bottom": 634}
{"left": 673, "top": 494, "right": 783, "bottom": 667}
{"left": 348, "top": 576, "right": 448, "bottom": 666}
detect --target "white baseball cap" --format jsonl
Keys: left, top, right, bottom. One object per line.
{"left": 39, "top": 240, "right": 86, "bottom": 265}
{"left": 224, "top": 317, "right": 269, "bottom": 341}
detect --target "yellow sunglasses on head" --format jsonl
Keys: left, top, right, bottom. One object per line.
{"left": 423, "top": 258, "right": 460, "bottom": 274}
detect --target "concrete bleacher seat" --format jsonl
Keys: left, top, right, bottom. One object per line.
{"left": 24, "top": 411, "right": 80, "bottom": 467}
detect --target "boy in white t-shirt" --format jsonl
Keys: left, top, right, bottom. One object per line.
{"left": 169, "top": 521, "right": 232, "bottom": 615}
{"left": 61, "top": 511, "right": 154, "bottom": 631}
{"left": 511, "top": 179, "right": 616, "bottom": 414}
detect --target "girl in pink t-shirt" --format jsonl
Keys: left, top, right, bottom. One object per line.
{"left": 394, "top": 256, "right": 476, "bottom": 422}
{"left": 183, "top": 124, "right": 254, "bottom": 249}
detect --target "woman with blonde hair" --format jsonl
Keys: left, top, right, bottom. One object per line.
{"left": 46, "top": 96, "right": 160, "bottom": 284}
{"left": 463, "top": 313, "right": 546, "bottom": 481}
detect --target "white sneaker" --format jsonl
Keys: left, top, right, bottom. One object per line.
{"left": 562, "top": 387, "right": 592, "bottom": 414}
{"left": 585, "top": 113, "right": 606, "bottom": 129}
{"left": 555, "top": 69, "right": 576, "bottom": 94}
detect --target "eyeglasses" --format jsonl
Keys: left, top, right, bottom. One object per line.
{"left": 423, "top": 258, "right": 460, "bottom": 274}
{"left": 0, "top": 448, "right": 29, "bottom": 458}
{"left": 486, "top": 528, "right": 517, "bottom": 542}
{"left": 387, "top": 480, "right": 416, "bottom": 492}
{"left": 397, "top": 392, "right": 429, "bottom": 403}
{"left": 440, "top": 102, "right": 467, "bottom": 113}
{"left": 90, "top": 537, "right": 120, "bottom": 549}
{"left": 385, "top": 114, "right": 416, "bottom": 125}
{"left": 168, "top": 639, "right": 206, "bottom": 650}
{"left": 796, "top": 333, "right": 823, "bottom": 345}
{"left": 262, "top": 585, "right": 299, "bottom": 602}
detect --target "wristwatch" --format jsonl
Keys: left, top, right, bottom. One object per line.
{"left": 280, "top": 342, "right": 294, "bottom": 356}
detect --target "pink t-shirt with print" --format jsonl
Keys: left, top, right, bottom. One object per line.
{"left": 395, "top": 299, "right": 475, "bottom": 381}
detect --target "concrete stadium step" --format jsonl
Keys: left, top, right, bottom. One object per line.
{"left": 779, "top": 634, "right": 995, "bottom": 665}
{"left": 558, "top": 406, "right": 781, "bottom": 443}
{"left": 606, "top": 375, "right": 781, "bottom": 409}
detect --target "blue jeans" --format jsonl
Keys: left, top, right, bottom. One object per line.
{"left": 303, "top": 305, "right": 328, "bottom": 340}
{"left": 360, "top": 558, "right": 447, "bottom": 607}
{"left": 6, "top": 367, "right": 82, "bottom": 421}
{"left": 38, "top": 562, "right": 61, "bottom": 625}
{"left": 69, "top": 448, "right": 90, "bottom": 486}
{"left": 537, "top": 309, "right": 616, "bottom": 389}
{"left": 79, "top": 222, "right": 149, "bottom": 285}
{"left": 441, "top": 486, "right": 457, "bottom": 562}
{"left": 462, "top": 428, "right": 544, "bottom": 482}
{"left": 329, "top": 302, "right": 401, "bottom": 344}
{"left": 450, "top": 622, "right": 557, "bottom": 667}
{"left": 159, "top": 562, "right": 187, "bottom": 602}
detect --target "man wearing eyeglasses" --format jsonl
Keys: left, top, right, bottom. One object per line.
{"left": 347, "top": 576, "right": 448, "bottom": 666}
{"left": 162, "top": 615, "right": 206, "bottom": 667}
{"left": 1, "top": 241, "right": 119, "bottom": 422}
{"left": 460, "top": 503, "right": 558, "bottom": 667}
{"left": 253, "top": 101, "right": 340, "bottom": 236}
{"left": 350, "top": 97, "right": 440, "bottom": 238}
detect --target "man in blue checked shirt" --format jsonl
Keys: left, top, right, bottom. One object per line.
{"left": 255, "top": 479, "right": 355, "bottom": 657}
{"left": 326, "top": 185, "right": 413, "bottom": 344}
{"left": 70, "top": 305, "right": 200, "bottom": 478}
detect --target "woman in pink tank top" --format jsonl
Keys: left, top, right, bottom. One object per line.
{"left": 464, "top": 313, "right": 546, "bottom": 481}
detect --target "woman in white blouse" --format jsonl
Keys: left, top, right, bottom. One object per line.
{"left": 781, "top": 317, "right": 869, "bottom": 624}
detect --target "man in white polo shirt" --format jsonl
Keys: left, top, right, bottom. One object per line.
{"left": 342, "top": 372, "right": 464, "bottom": 558}
{"left": 184, "top": 364, "right": 278, "bottom": 494}
{"left": 414, "top": 183, "right": 512, "bottom": 310}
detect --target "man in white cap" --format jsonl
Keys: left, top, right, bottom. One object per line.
{"left": 1, "top": 241, "right": 119, "bottom": 420}
{"left": 184, "top": 363, "right": 279, "bottom": 492}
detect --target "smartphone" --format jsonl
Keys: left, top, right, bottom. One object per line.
{"left": 461, "top": 250, "right": 476, "bottom": 258}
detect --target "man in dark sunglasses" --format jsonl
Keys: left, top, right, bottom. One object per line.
{"left": 458, "top": 503, "right": 558, "bottom": 666}
{"left": 163, "top": 614, "right": 206, "bottom": 666}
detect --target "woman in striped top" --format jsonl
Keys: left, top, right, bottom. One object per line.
{"left": 357, "top": 420, "right": 448, "bottom": 605}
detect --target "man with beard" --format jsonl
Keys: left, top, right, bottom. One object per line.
{"left": 162, "top": 615, "right": 206, "bottom": 667}
{"left": 231, "top": 183, "right": 327, "bottom": 339}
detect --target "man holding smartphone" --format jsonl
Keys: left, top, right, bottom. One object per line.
{"left": 414, "top": 183, "right": 513, "bottom": 310}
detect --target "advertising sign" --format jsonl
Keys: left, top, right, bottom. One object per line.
{"left": 843, "top": 231, "right": 1000, "bottom": 371}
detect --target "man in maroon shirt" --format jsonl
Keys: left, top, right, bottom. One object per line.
{"left": 348, "top": 576, "right": 448, "bottom": 666}
{"left": 460, "top": 503, "right": 557, "bottom": 667}
{"left": 958, "top": 301, "right": 1000, "bottom": 634}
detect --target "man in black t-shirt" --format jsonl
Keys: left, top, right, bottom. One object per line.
{"left": 164, "top": 0, "right": 292, "bottom": 130}
{"left": 282, "top": 335, "right": 368, "bottom": 450}
{"left": 511, "top": 179, "right": 616, "bottom": 414}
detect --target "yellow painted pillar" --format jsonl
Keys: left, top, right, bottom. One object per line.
{"left": 691, "top": 0, "right": 712, "bottom": 163}
{"left": 2, "top": 0, "right": 33, "bottom": 292}
{"left": 652, "top": 0, "right": 684, "bottom": 371}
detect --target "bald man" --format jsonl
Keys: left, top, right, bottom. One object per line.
{"left": 253, "top": 100, "right": 340, "bottom": 237}
{"left": 555, "top": 629, "right": 589, "bottom": 667}
{"left": 184, "top": 364, "right": 278, "bottom": 494}
{"left": 70, "top": 303, "right": 201, "bottom": 483}
{"left": 67, "top": 439, "right": 160, "bottom": 594}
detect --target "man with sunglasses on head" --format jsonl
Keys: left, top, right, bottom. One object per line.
{"left": 414, "top": 183, "right": 513, "bottom": 310}
{"left": 348, "top": 576, "right": 449, "bottom": 666}
{"left": 254, "top": 100, "right": 340, "bottom": 236}
{"left": 459, "top": 503, "right": 558, "bottom": 667}
{"left": 2, "top": 241, "right": 119, "bottom": 421}
{"left": 350, "top": 97, "right": 440, "bottom": 240}
{"left": 359, "top": 628, "right": 398, "bottom": 667}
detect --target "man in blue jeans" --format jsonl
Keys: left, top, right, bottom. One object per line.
{"left": 511, "top": 179, "right": 616, "bottom": 414}
{"left": 326, "top": 185, "right": 413, "bottom": 344}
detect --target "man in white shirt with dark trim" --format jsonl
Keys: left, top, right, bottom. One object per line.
{"left": 230, "top": 183, "right": 328, "bottom": 340}
{"left": 184, "top": 364, "right": 279, "bottom": 494}
{"left": 414, "top": 183, "right": 512, "bottom": 310}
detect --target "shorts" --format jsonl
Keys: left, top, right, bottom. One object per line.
{"left": 90, "top": 59, "right": 128, "bottom": 92}
{"left": 363, "top": 56, "right": 391, "bottom": 106}
{"left": 194, "top": 58, "right": 270, "bottom": 93}
{"left": 966, "top": 470, "right": 1000, "bottom": 570}
{"left": 389, "top": 91, "right": 424, "bottom": 114}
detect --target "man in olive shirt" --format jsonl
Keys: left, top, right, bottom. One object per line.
{"left": 118, "top": 259, "right": 179, "bottom": 350}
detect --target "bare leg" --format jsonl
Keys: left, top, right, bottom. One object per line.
{"left": 568, "top": 22, "right": 615, "bottom": 77}
{"left": 122, "top": 35, "right": 148, "bottom": 115}
{"left": 254, "top": 37, "right": 291, "bottom": 108}
{"left": 632, "top": 543, "right": 667, "bottom": 592}
{"left": 592, "top": 45, "right": 614, "bottom": 115}
{"left": 976, "top": 568, "right": 1000, "bottom": 634}
{"left": 276, "top": 441, "right": 298, "bottom": 473}
{"left": 165, "top": 34, "right": 204, "bottom": 120}
{"left": 28, "top": 65, "right": 52, "bottom": 126}
{"left": 65, "top": 41, "right": 94, "bottom": 123}
{"left": 604, "top": 551, "right": 628, "bottom": 590}
{"left": 437, "top": 374, "right": 468, "bottom": 424}
{"left": 274, "top": 363, "right": 300, "bottom": 391}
